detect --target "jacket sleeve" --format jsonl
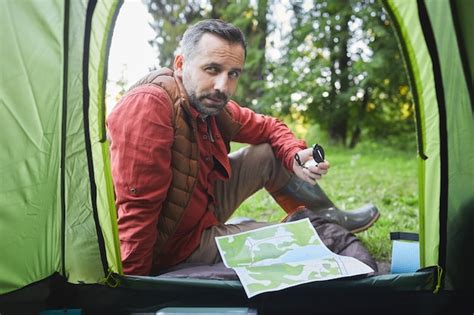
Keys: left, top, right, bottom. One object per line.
{"left": 227, "top": 101, "right": 307, "bottom": 171}
{"left": 107, "top": 85, "right": 174, "bottom": 275}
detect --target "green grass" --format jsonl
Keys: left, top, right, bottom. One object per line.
{"left": 230, "top": 141, "right": 419, "bottom": 264}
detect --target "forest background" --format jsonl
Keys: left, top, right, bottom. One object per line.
{"left": 110, "top": 0, "right": 419, "bottom": 264}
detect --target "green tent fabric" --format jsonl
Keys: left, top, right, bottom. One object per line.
{"left": 0, "top": 0, "right": 122, "bottom": 295}
{"left": 0, "top": 0, "right": 473, "bottom": 306}
{"left": 385, "top": 0, "right": 474, "bottom": 290}
{"left": 430, "top": 0, "right": 474, "bottom": 290}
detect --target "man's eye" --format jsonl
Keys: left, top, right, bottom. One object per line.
{"left": 229, "top": 71, "right": 240, "bottom": 79}
{"left": 205, "top": 67, "right": 218, "bottom": 74}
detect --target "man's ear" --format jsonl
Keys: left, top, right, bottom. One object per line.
{"left": 174, "top": 55, "right": 184, "bottom": 77}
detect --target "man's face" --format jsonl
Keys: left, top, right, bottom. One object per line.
{"left": 174, "top": 33, "right": 245, "bottom": 116}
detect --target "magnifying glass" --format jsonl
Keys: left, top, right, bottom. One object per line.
{"left": 312, "top": 144, "right": 325, "bottom": 164}
{"left": 295, "top": 144, "right": 326, "bottom": 169}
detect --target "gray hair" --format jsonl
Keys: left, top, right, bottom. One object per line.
{"left": 180, "top": 19, "right": 247, "bottom": 60}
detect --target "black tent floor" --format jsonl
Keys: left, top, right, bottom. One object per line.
{"left": 1, "top": 267, "right": 473, "bottom": 314}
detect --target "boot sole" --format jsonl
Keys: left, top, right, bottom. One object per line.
{"left": 350, "top": 210, "right": 381, "bottom": 234}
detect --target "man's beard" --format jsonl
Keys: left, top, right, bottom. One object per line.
{"left": 187, "top": 90, "right": 229, "bottom": 117}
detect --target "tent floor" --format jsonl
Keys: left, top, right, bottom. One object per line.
{"left": 1, "top": 270, "right": 472, "bottom": 314}
{"left": 3, "top": 287, "right": 472, "bottom": 314}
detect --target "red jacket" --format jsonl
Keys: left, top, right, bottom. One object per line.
{"left": 107, "top": 84, "right": 306, "bottom": 275}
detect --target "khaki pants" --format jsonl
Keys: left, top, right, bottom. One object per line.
{"left": 185, "top": 143, "right": 292, "bottom": 265}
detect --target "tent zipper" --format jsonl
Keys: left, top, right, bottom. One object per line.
{"left": 60, "top": 0, "right": 71, "bottom": 278}
{"left": 82, "top": 0, "right": 109, "bottom": 277}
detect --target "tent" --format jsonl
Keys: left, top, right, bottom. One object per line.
{"left": 0, "top": 0, "right": 472, "bottom": 313}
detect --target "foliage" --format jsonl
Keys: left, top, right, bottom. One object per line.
{"left": 144, "top": 0, "right": 204, "bottom": 68}
{"left": 262, "top": 0, "right": 415, "bottom": 147}
{"left": 143, "top": 0, "right": 415, "bottom": 148}
{"left": 143, "top": 0, "right": 268, "bottom": 107}
{"left": 142, "top": 0, "right": 420, "bottom": 264}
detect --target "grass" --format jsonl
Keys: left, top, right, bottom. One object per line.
{"left": 229, "top": 141, "right": 419, "bottom": 264}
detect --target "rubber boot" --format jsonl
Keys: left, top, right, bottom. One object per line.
{"left": 272, "top": 176, "right": 380, "bottom": 233}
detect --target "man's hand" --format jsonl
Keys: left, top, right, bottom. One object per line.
{"left": 293, "top": 147, "right": 330, "bottom": 185}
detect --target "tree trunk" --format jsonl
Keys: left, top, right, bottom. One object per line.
{"left": 328, "top": 117, "right": 348, "bottom": 146}
{"left": 243, "top": 0, "right": 268, "bottom": 103}
{"left": 255, "top": 0, "right": 268, "bottom": 84}
{"left": 210, "top": 0, "right": 228, "bottom": 19}
{"left": 349, "top": 126, "right": 361, "bottom": 149}
{"left": 328, "top": 10, "right": 351, "bottom": 146}
{"left": 349, "top": 88, "right": 369, "bottom": 148}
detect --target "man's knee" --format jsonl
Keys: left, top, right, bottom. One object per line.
{"left": 249, "top": 143, "right": 275, "bottom": 161}
{"left": 229, "top": 143, "right": 276, "bottom": 164}
{"left": 248, "top": 144, "right": 290, "bottom": 188}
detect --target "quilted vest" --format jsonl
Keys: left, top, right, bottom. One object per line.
{"left": 129, "top": 69, "right": 242, "bottom": 273}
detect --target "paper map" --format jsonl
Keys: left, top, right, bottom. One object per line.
{"left": 215, "top": 218, "right": 373, "bottom": 298}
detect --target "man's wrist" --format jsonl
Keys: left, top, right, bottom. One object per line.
{"left": 294, "top": 152, "right": 307, "bottom": 169}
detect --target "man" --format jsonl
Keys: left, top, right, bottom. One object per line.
{"left": 107, "top": 19, "right": 379, "bottom": 276}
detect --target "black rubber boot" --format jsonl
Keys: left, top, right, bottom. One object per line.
{"left": 276, "top": 176, "right": 380, "bottom": 233}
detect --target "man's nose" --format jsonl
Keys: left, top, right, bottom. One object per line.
{"left": 213, "top": 75, "right": 229, "bottom": 94}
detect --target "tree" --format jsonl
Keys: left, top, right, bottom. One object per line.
{"left": 144, "top": 0, "right": 269, "bottom": 107}
{"left": 144, "top": 0, "right": 205, "bottom": 68}
{"left": 263, "top": 0, "right": 414, "bottom": 147}
{"left": 144, "top": 0, "right": 414, "bottom": 147}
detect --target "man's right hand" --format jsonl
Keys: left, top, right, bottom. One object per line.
{"left": 292, "top": 148, "right": 330, "bottom": 185}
